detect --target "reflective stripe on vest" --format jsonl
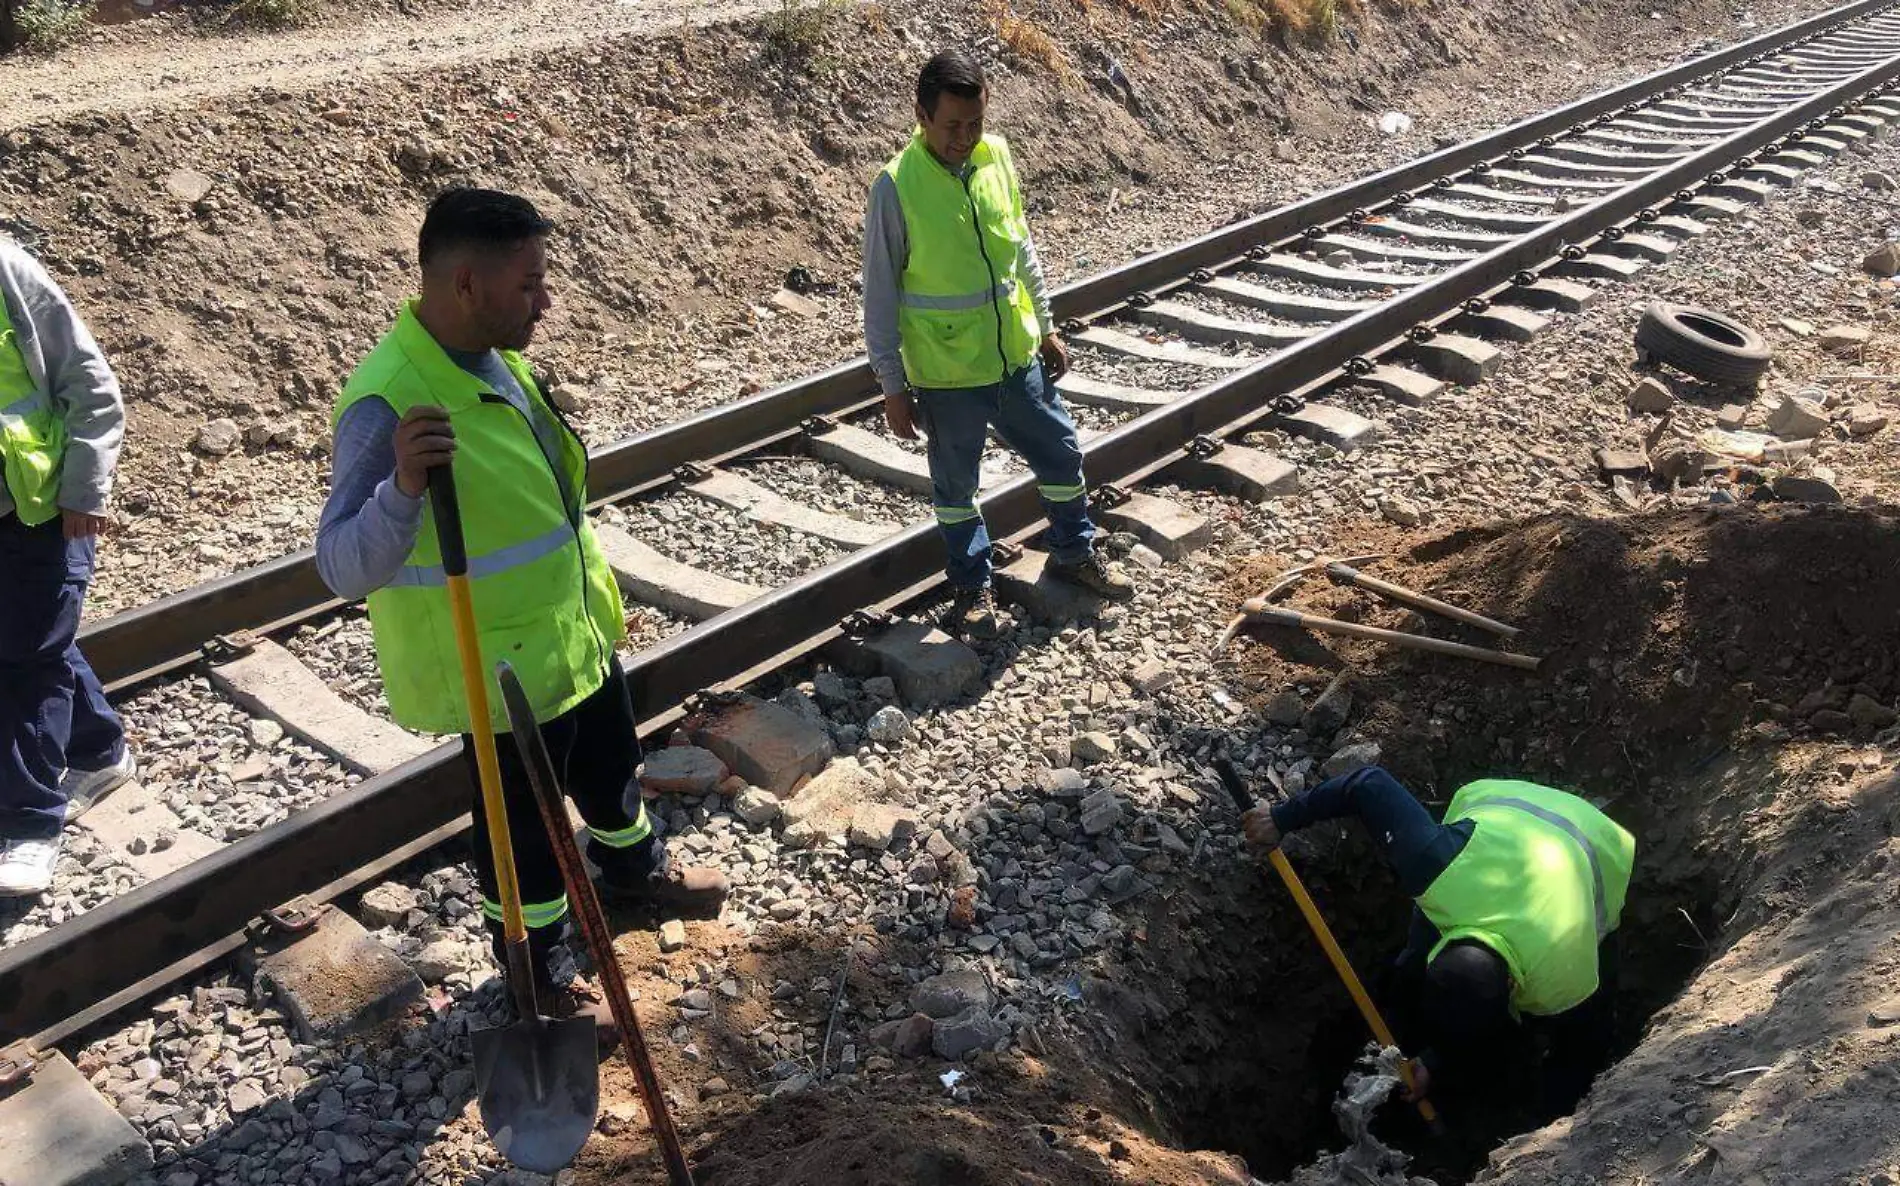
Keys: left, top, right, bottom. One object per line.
{"left": 386, "top": 521, "right": 575, "bottom": 588}
{"left": 899, "top": 280, "right": 1019, "bottom": 311}
{"left": 1466, "top": 796, "right": 1611, "bottom": 940}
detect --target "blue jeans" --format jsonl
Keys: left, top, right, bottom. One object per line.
{"left": 0, "top": 513, "right": 125, "bottom": 841}
{"left": 914, "top": 361, "right": 1096, "bottom": 589}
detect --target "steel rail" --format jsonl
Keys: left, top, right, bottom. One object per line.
{"left": 10, "top": 10, "right": 1897, "bottom": 1050}
{"left": 76, "top": 0, "right": 1899, "bottom": 692}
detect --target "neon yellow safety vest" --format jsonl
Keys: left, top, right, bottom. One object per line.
{"left": 884, "top": 131, "right": 1043, "bottom": 390}
{"left": 0, "top": 293, "right": 66, "bottom": 526}
{"left": 1417, "top": 779, "right": 1636, "bottom": 1017}
{"left": 333, "top": 301, "right": 627, "bottom": 736}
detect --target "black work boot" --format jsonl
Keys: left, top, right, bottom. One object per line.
{"left": 944, "top": 585, "right": 1003, "bottom": 639}
{"left": 1048, "top": 551, "right": 1136, "bottom": 601}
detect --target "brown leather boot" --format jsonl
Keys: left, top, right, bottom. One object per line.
{"left": 531, "top": 971, "right": 619, "bottom": 1053}
{"left": 598, "top": 860, "right": 730, "bottom": 916}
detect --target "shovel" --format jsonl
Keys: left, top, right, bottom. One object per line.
{"left": 427, "top": 465, "right": 599, "bottom": 1173}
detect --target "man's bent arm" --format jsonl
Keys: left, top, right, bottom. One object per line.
{"left": 862, "top": 173, "right": 910, "bottom": 398}
{"left": 316, "top": 398, "right": 424, "bottom": 601}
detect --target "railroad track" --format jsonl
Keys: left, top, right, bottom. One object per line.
{"left": 5, "top": 0, "right": 1898, "bottom": 1057}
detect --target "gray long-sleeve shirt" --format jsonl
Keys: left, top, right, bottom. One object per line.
{"left": 862, "top": 162, "right": 1055, "bottom": 398}
{"left": 0, "top": 239, "right": 125, "bottom": 517}
{"left": 315, "top": 347, "right": 565, "bottom": 602}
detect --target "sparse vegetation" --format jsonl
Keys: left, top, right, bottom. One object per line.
{"left": 763, "top": 0, "right": 841, "bottom": 64}
{"left": 213, "top": 0, "right": 314, "bottom": 30}
{"left": 9, "top": 0, "right": 95, "bottom": 50}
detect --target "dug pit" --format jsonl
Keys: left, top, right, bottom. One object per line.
{"left": 573, "top": 504, "right": 1900, "bottom": 1185}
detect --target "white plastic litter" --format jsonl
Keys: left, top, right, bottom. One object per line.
{"left": 1377, "top": 111, "right": 1413, "bottom": 136}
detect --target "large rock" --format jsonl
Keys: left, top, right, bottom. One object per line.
{"left": 639, "top": 745, "right": 729, "bottom": 797}
{"left": 356, "top": 882, "right": 418, "bottom": 929}
{"left": 848, "top": 803, "right": 917, "bottom": 851}
{"left": 1071, "top": 731, "right": 1118, "bottom": 765}
{"left": 865, "top": 705, "right": 913, "bottom": 744}
{"left": 1848, "top": 405, "right": 1890, "bottom": 437}
{"left": 692, "top": 694, "right": 834, "bottom": 795}
{"left": 778, "top": 756, "right": 879, "bottom": 848}
{"left": 1625, "top": 376, "right": 1675, "bottom": 412}
{"left": 911, "top": 969, "right": 993, "bottom": 1019}
{"left": 0, "top": 1053, "right": 153, "bottom": 1186}
{"left": 932, "top": 1007, "right": 1009, "bottom": 1060}
{"left": 1264, "top": 688, "right": 1305, "bottom": 726}
{"left": 251, "top": 908, "right": 423, "bottom": 1042}
{"left": 732, "top": 785, "right": 782, "bottom": 827}
{"left": 1079, "top": 787, "right": 1124, "bottom": 836}
{"left": 1765, "top": 395, "right": 1829, "bottom": 441}
{"left": 1303, "top": 673, "right": 1353, "bottom": 735}
{"left": 1817, "top": 324, "right": 1872, "bottom": 356}
{"left": 1864, "top": 241, "right": 1900, "bottom": 278}
{"left": 194, "top": 418, "right": 240, "bottom": 456}
{"left": 1321, "top": 742, "right": 1383, "bottom": 780}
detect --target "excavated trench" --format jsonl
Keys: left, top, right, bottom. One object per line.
{"left": 1099, "top": 506, "right": 1900, "bottom": 1183}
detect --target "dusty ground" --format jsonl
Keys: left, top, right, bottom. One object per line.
{"left": 0, "top": 0, "right": 1827, "bottom": 613}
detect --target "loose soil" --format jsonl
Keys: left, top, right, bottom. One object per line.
{"left": 557, "top": 505, "right": 1900, "bottom": 1184}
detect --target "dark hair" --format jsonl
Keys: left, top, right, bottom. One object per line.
{"left": 418, "top": 188, "right": 553, "bottom": 268}
{"left": 917, "top": 49, "right": 986, "bottom": 117}
{"left": 1420, "top": 940, "right": 1513, "bottom": 1065}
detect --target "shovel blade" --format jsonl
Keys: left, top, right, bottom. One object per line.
{"left": 472, "top": 1016, "right": 600, "bottom": 1174}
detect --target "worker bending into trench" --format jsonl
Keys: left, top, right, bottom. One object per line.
{"left": 1243, "top": 765, "right": 1636, "bottom": 1119}
{"left": 316, "top": 188, "right": 727, "bottom": 1036}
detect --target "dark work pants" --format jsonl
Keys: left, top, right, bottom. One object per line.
{"left": 0, "top": 513, "right": 125, "bottom": 842}
{"left": 457, "top": 656, "right": 665, "bottom": 977}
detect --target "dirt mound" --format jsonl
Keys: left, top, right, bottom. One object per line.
{"left": 1230, "top": 504, "right": 1900, "bottom": 797}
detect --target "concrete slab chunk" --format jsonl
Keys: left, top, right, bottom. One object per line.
{"left": 1276, "top": 402, "right": 1378, "bottom": 450}
{"left": 1165, "top": 443, "right": 1299, "bottom": 502}
{"left": 209, "top": 638, "right": 431, "bottom": 775}
{"left": 1073, "top": 325, "right": 1254, "bottom": 370}
{"left": 779, "top": 756, "right": 878, "bottom": 847}
{"left": 639, "top": 745, "right": 730, "bottom": 796}
{"left": 77, "top": 781, "right": 222, "bottom": 881}
{"left": 594, "top": 523, "right": 764, "bottom": 620}
{"left": 684, "top": 468, "right": 892, "bottom": 548}
{"left": 995, "top": 550, "right": 1108, "bottom": 624}
{"left": 1400, "top": 332, "right": 1500, "bottom": 386}
{"left": 249, "top": 907, "right": 424, "bottom": 1042}
{"left": 1059, "top": 372, "right": 1173, "bottom": 411}
{"left": 1091, "top": 490, "right": 1212, "bottom": 559}
{"left": 831, "top": 619, "right": 982, "bottom": 707}
{"left": 805, "top": 421, "right": 935, "bottom": 494}
{"left": 0, "top": 1052, "right": 152, "bottom": 1186}
{"left": 692, "top": 694, "right": 834, "bottom": 795}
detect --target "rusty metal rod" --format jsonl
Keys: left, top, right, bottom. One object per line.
{"left": 1242, "top": 604, "right": 1541, "bottom": 670}
{"left": 1324, "top": 562, "right": 1521, "bottom": 639}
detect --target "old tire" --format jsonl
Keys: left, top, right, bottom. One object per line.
{"left": 1635, "top": 302, "right": 1771, "bottom": 387}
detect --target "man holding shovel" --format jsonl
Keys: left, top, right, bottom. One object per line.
{"left": 1243, "top": 765, "right": 1635, "bottom": 1120}
{"left": 317, "top": 188, "right": 727, "bottom": 1035}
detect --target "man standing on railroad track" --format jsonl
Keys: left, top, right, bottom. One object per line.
{"left": 1244, "top": 765, "right": 1635, "bottom": 1125}
{"left": 864, "top": 48, "right": 1134, "bottom": 640}
{"left": 0, "top": 239, "right": 136, "bottom": 898}
{"left": 316, "top": 188, "right": 727, "bottom": 1035}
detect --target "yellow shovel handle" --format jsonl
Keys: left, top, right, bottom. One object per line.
{"left": 1268, "top": 848, "right": 1438, "bottom": 1123}
{"left": 430, "top": 466, "right": 527, "bottom": 947}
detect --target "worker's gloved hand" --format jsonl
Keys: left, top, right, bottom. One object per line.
{"left": 1240, "top": 804, "right": 1282, "bottom": 850}
{"left": 394, "top": 405, "right": 457, "bottom": 497}
{"left": 1401, "top": 1060, "right": 1431, "bottom": 1103}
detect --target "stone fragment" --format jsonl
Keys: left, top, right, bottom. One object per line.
{"left": 1780, "top": 318, "right": 1815, "bottom": 337}
{"left": 1864, "top": 241, "right": 1900, "bottom": 278}
{"left": 412, "top": 938, "right": 468, "bottom": 982}
{"left": 1071, "top": 731, "right": 1118, "bottom": 765}
{"left": 548, "top": 383, "right": 588, "bottom": 413}
{"left": 1036, "top": 767, "right": 1087, "bottom": 797}
{"left": 1765, "top": 395, "right": 1830, "bottom": 440}
{"left": 1129, "top": 657, "right": 1176, "bottom": 694}
{"left": 946, "top": 885, "right": 978, "bottom": 929}
{"left": 638, "top": 746, "right": 729, "bottom": 797}
{"left": 1379, "top": 496, "right": 1422, "bottom": 527}
{"left": 848, "top": 803, "right": 916, "bottom": 851}
{"left": 1771, "top": 473, "right": 1842, "bottom": 503}
{"left": 912, "top": 970, "right": 992, "bottom": 1019}
{"left": 1264, "top": 688, "right": 1305, "bottom": 726}
{"left": 195, "top": 418, "right": 240, "bottom": 456}
{"left": 865, "top": 705, "right": 913, "bottom": 744}
{"left": 250, "top": 907, "right": 423, "bottom": 1042}
{"left": 1848, "top": 694, "right": 1897, "bottom": 730}
{"left": 836, "top": 620, "right": 983, "bottom": 707}
{"left": 691, "top": 694, "right": 834, "bottom": 794}
{"left": 894, "top": 1013, "right": 936, "bottom": 1058}
{"left": 659, "top": 920, "right": 687, "bottom": 952}
{"left": 356, "top": 882, "right": 417, "bottom": 929}
{"left": 699, "top": 1077, "right": 731, "bottom": 1099}
{"left": 769, "top": 288, "right": 823, "bottom": 318}
{"left": 164, "top": 169, "right": 215, "bottom": 204}
{"left": 1716, "top": 403, "right": 1748, "bottom": 430}
{"left": 1079, "top": 788, "right": 1124, "bottom": 836}
{"left": 1303, "top": 673, "right": 1353, "bottom": 736}
{"left": 1625, "top": 376, "right": 1675, "bottom": 412}
{"left": 1321, "top": 742, "right": 1383, "bottom": 779}
{"left": 1865, "top": 171, "right": 1898, "bottom": 192}
{"left": 732, "top": 785, "right": 782, "bottom": 827}
{"left": 778, "top": 756, "right": 879, "bottom": 847}
{"left": 1817, "top": 324, "right": 1872, "bottom": 355}
{"left": 932, "top": 1007, "right": 1009, "bottom": 1060}
{"left": 1811, "top": 709, "right": 1854, "bottom": 734}
{"left": 1649, "top": 441, "right": 1711, "bottom": 486}
{"left": 1595, "top": 448, "right": 1649, "bottom": 479}
{"left": 1848, "top": 405, "right": 1889, "bottom": 436}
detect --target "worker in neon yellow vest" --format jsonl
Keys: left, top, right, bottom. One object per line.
{"left": 864, "top": 48, "right": 1134, "bottom": 640}
{"left": 317, "top": 189, "right": 728, "bottom": 1037}
{"left": 1244, "top": 764, "right": 1635, "bottom": 1119}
